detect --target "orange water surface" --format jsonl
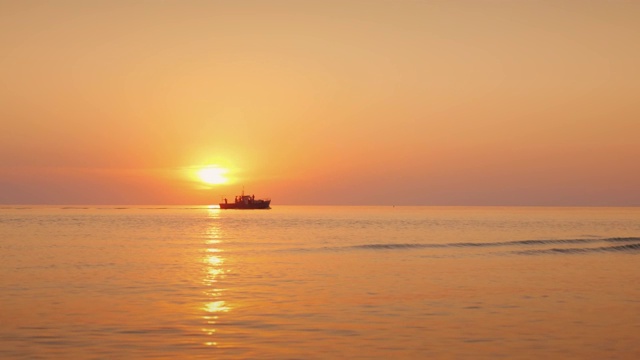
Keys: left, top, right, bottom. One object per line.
{"left": 1, "top": 206, "right": 639, "bottom": 358}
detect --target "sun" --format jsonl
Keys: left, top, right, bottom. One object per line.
{"left": 197, "top": 166, "right": 228, "bottom": 185}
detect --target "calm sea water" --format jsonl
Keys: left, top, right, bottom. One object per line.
{"left": 1, "top": 206, "right": 639, "bottom": 359}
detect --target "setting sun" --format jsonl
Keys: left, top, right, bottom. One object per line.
{"left": 197, "top": 166, "right": 228, "bottom": 185}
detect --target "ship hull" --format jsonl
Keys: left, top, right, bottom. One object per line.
{"left": 219, "top": 200, "right": 271, "bottom": 209}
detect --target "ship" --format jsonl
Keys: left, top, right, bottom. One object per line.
{"left": 219, "top": 190, "right": 271, "bottom": 209}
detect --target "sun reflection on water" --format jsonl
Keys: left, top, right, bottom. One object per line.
{"left": 206, "top": 255, "right": 224, "bottom": 266}
{"left": 201, "top": 211, "right": 230, "bottom": 347}
{"left": 205, "top": 300, "right": 230, "bottom": 313}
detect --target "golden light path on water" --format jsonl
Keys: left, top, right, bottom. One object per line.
{"left": 202, "top": 208, "right": 229, "bottom": 347}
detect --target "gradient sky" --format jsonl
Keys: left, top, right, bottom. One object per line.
{"left": 1, "top": 0, "right": 639, "bottom": 205}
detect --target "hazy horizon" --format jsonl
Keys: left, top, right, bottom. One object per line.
{"left": 2, "top": 203, "right": 639, "bottom": 208}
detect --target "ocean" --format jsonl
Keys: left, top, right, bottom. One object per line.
{"left": 1, "top": 206, "right": 639, "bottom": 359}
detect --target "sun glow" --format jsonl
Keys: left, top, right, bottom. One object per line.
{"left": 197, "top": 166, "right": 228, "bottom": 185}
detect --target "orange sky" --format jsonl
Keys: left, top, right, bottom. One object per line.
{"left": 1, "top": 1, "right": 639, "bottom": 205}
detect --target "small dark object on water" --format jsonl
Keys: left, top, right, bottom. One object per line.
{"left": 220, "top": 191, "right": 271, "bottom": 209}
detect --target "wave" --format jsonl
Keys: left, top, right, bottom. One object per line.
{"left": 515, "top": 242, "right": 640, "bottom": 255}
{"left": 345, "top": 237, "right": 640, "bottom": 251}
{"left": 319, "top": 237, "right": 640, "bottom": 257}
